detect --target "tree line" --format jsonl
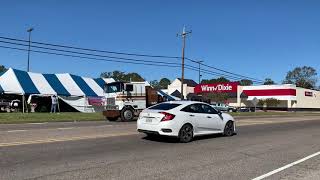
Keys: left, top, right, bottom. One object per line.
{"left": 0, "top": 65, "right": 318, "bottom": 89}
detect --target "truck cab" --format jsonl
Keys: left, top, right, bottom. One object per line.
{"left": 103, "top": 81, "right": 158, "bottom": 121}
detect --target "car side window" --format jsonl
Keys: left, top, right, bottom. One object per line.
{"left": 181, "top": 104, "right": 203, "bottom": 113}
{"left": 201, "top": 104, "right": 219, "bottom": 114}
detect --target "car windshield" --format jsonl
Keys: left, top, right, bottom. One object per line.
{"left": 148, "top": 103, "right": 181, "bottom": 110}
{"left": 105, "top": 83, "right": 122, "bottom": 93}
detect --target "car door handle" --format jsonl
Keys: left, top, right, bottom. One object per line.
{"left": 207, "top": 116, "right": 212, "bottom": 118}
{"left": 189, "top": 114, "right": 195, "bottom": 117}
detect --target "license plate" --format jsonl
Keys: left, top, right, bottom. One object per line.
{"left": 146, "top": 118, "right": 152, "bottom": 123}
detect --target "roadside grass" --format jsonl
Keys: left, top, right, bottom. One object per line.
{"left": 229, "top": 111, "right": 320, "bottom": 117}
{"left": 0, "top": 111, "right": 319, "bottom": 124}
{"left": 0, "top": 112, "right": 105, "bottom": 124}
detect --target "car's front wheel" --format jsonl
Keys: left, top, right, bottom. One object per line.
{"left": 223, "top": 121, "right": 234, "bottom": 136}
{"left": 178, "top": 124, "right": 194, "bottom": 143}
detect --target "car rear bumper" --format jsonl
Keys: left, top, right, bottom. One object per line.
{"left": 137, "top": 120, "right": 179, "bottom": 137}
{"left": 137, "top": 129, "right": 160, "bottom": 135}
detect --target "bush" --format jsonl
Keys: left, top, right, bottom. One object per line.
{"left": 257, "top": 98, "right": 280, "bottom": 111}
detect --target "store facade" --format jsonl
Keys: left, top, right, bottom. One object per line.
{"left": 194, "top": 83, "right": 320, "bottom": 111}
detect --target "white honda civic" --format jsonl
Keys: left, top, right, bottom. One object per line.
{"left": 137, "top": 101, "right": 236, "bottom": 143}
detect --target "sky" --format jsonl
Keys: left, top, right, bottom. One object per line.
{"left": 0, "top": 0, "right": 319, "bottom": 84}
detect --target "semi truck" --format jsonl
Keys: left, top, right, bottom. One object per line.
{"left": 102, "top": 81, "right": 160, "bottom": 121}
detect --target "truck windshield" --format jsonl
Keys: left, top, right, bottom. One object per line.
{"left": 105, "top": 83, "right": 122, "bottom": 93}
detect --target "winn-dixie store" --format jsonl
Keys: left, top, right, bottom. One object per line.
{"left": 194, "top": 83, "right": 320, "bottom": 111}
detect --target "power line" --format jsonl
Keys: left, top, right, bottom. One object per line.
{"left": 0, "top": 36, "right": 181, "bottom": 59}
{"left": 0, "top": 44, "right": 263, "bottom": 83}
{"left": 0, "top": 40, "right": 182, "bottom": 66}
{"left": 0, "top": 45, "right": 181, "bottom": 68}
{"left": 0, "top": 35, "right": 264, "bottom": 83}
{"left": 0, "top": 40, "right": 263, "bottom": 82}
{"left": 185, "top": 57, "right": 263, "bottom": 82}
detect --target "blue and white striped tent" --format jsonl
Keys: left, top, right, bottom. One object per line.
{"left": 0, "top": 68, "right": 114, "bottom": 97}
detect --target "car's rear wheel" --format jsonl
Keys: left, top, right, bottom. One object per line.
{"left": 178, "top": 124, "right": 193, "bottom": 143}
{"left": 223, "top": 121, "right": 234, "bottom": 136}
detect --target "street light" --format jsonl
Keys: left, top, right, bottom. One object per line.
{"left": 27, "top": 27, "right": 34, "bottom": 72}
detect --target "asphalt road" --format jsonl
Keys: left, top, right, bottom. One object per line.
{"left": 1, "top": 116, "right": 320, "bottom": 180}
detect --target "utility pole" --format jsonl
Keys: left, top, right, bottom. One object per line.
{"left": 177, "top": 26, "right": 191, "bottom": 100}
{"left": 27, "top": 27, "right": 34, "bottom": 72}
{"left": 196, "top": 60, "right": 203, "bottom": 84}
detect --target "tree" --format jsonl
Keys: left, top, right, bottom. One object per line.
{"left": 202, "top": 93, "right": 229, "bottom": 103}
{"left": 201, "top": 77, "right": 230, "bottom": 84}
{"left": 158, "top": 78, "right": 171, "bottom": 89}
{"left": 150, "top": 80, "right": 160, "bottom": 89}
{"left": 257, "top": 98, "right": 280, "bottom": 111}
{"left": 263, "top": 78, "right": 275, "bottom": 85}
{"left": 238, "top": 79, "right": 253, "bottom": 86}
{"left": 283, "top": 66, "right": 318, "bottom": 89}
{"left": 100, "top": 71, "right": 144, "bottom": 82}
{"left": 150, "top": 78, "right": 171, "bottom": 90}
{"left": 0, "top": 65, "right": 7, "bottom": 73}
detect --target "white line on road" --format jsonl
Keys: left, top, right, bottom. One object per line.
{"left": 252, "top": 151, "right": 320, "bottom": 180}
{"left": 57, "top": 127, "right": 74, "bottom": 130}
{"left": 27, "top": 122, "right": 48, "bottom": 125}
{"left": 7, "top": 130, "right": 27, "bottom": 133}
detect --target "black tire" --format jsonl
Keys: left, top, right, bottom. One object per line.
{"left": 178, "top": 124, "right": 194, "bottom": 143}
{"left": 223, "top": 121, "right": 234, "bottom": 136}
{"left": 120, "top": 107, "right": 134, "bottom": 122}
{"left": 107, "top": 117, "right": 119, "bottom": 121}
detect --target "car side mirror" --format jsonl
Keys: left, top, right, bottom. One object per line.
{"left": 217, "top": 111, "right": 222, "bottom": 116}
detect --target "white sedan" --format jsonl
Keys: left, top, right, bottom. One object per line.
{"left": 137, "top": 101, "right": 236, "bottom": 143}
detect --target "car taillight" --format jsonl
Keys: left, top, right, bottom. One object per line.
{"left": 160, "top": 112, "right": 175, "bottom": 121}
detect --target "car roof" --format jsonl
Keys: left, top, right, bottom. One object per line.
{"left": 165, "top": 100, "right": 208, "bottom": 105}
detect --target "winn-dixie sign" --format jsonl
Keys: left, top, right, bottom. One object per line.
{"left": 194, "top": 82, "right": 239, "bottom": 93}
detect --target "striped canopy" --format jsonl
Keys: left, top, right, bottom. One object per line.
{"left": 0, "top": 68, "right": 114, "bottom": 97}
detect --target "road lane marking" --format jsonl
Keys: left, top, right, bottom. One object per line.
{"left": 0, "top": 132, "right": 138, "bottom": 147}
{"left": 238, "top": 120, "right": 274, "bottom": 123}
{"left": 57, "top": 127, "right": 74, "bottom": 130}
{"left": 7, "top": 130, "right": 27, "bottom": 133}
{"left": 27, "top": 122, "right": 48, "bottom": 125}
{"left": 252, "top": 151, "right": 320, "bottom": 180}
{"left": 1, "top": 118, "right": 319, "bottom": 146}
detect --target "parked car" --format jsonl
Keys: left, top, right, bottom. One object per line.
{"left": 211, "top": 102, "right": 229, "bottom": 111}
{"left": 238, "top": 107, "right": 256, "bottom": 112}
{"left": 0, "top": 99, "right": 20, "bottom": 112}
{"left": 211, "top": 103, "right": 237, "bottom": 112}
{"left": 137, "top": 101, "right": 236, "bottom": 143}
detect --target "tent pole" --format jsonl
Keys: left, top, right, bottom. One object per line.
{"left": 25, "top": 96, "right": 28, "bottom": 113}
{"left": 57, "top": 95, "right": 61, "bottom": 113}
{"left": 22, "top": 95, "right": 25, "bottom": 113}
{"left": 84, "top": 95, "right": 86, "bottom": 112}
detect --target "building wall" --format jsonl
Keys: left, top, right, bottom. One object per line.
{"left": 167, "top": 79, "right": 194, "bottom": 98}
{"left": 228, "top": 85, "right": 320, "bottom": 110}
{"left": 295, "top": 88, "right": 320, "bottom": 108}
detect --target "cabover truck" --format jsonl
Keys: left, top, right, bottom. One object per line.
{"left": 102, "top": 81, "right": 160, "bottom": 121}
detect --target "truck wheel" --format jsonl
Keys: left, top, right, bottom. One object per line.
{"left": 121, "top": 107, "right": 134, "bottom": 121}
